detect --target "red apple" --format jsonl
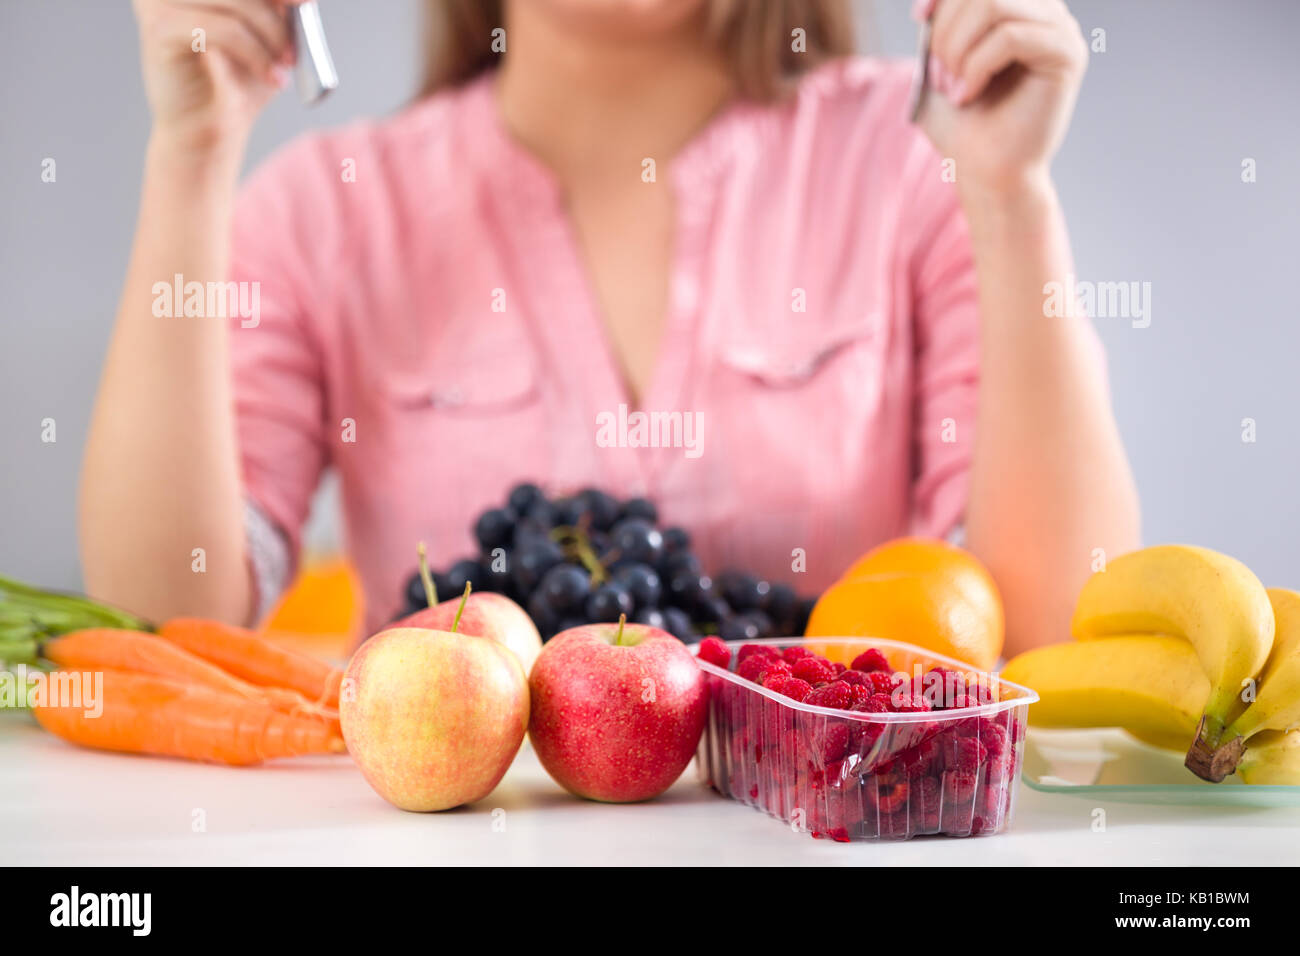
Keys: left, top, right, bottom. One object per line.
{"left": 529, "top": 621, "right": 707, "bottom": 802}
{"left": 397, "top": 592, "right": 543, "bottom": 676}
{"left": 340, "top": 625, "right": 529, "bottom": 811}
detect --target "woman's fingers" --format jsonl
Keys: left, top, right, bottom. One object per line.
{"left": 168, "top": 0, "right": 293, "bottom": 65}
{"left": 931, "top": 0, "right": 1061, "bottom": 86}
{"left": 150, "top": 6, "right": 282, "bottom": 85}
{"left": 953, "top": 18, "right": 1086, "bottom": 105}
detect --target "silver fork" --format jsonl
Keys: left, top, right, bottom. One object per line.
{"left": 291, "top": 1, "right": 338, "bottom": 105}
{"left": 906, "top": 17, "right": 932, "bottom": 123}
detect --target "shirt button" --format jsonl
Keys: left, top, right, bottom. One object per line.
{"left": 433, "top": 386, "right": 464, "bottom": 408}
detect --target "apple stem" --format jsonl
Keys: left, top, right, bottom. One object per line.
{"left": 451, "top": 582, "right": 472, "bottom": 634}
{"left": 614, "top": 613, "right": 627, "bottom": 646}
{"left": 417, "top": 542, "right": 438, "bottom": 607}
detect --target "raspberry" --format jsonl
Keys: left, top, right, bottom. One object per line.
{"left": 976, "top": 720, "right": 1009, "bottom": 758}
{"left": 890, "top": 691, "right": 933, "bottom": 713}
{"left": 697, "top": 637, "right": 731, "bottom": 669}
{"left": 849, "top": 683, "right": 874, "bottom": 708}
{"left": 791, "top": 657, "right": 836, "bottom": 686}
{"left": 850, "top": 693, "right": 892, "bottom": 750}
{"left": 878, "top": 811, "right": 911, "bottom": 839}
{"left": 965, "top": 677, "right": 997, "bottom": 704}
{"left": 867, "top": 776, "right": 910, "bottom": 814}
{"left": 853, "top": 692, "right": 894, "bottom": 713}
{"left": 737, "top": 643, "right": 779, "bottom": 663}
{"left": 781, "top": 678, "right": 814, "bottom": 702}
{"left": 942, "top": 769, "right": 978, "bottom": 803}
{"left": 899, "top": 737, "right": 939, "bottom": 778}
{"left": 805, "top": 680, "right": 854, "bottom": 711}
{"left": 837, "top": 669, "right": 870, "bottom": 687}
{"left": 832, "top": 661, "right": 847, "bottom": 674}
{"left": 918, "top": 668, "right": 969, "bottom": 708}
{"left": 983, "top": 749, "right": 1012, "bottom": 788}
{"left": 929, "top": 666, "right": 968, "bottom": 689}
{"left": 940, "top": 771, "right": 978, "bottom": 834}
{"left": 866, "top": 671, "right": 899, "bottom": 695}
{"left": 851, "top": 648, "right": 890, "bottom": 672}
{"left": 942, "top": 735, "right": 989, "bottom": 773}
{"left": 736, "top": 654, "right": 778, "bottom": 685}
{"left": 762, "top": 672, "right": 790, "bottom": 695}
{"left": 765, "top": 659, "right": 792, "bottom": 680}
{"left": 1008, "top": 715, "right": 1024, "bottom": 744}
{"left": 782, "top": 646, "right": 815, "bottom": 663}
{"left": 978, "top": 782, "right": 1013, "bottom": 822}
{"left": 818, "top": 723, "right": 852, "bottom": 762}
{"left": 909, "top": 776, "right": 942, "bottom": 831}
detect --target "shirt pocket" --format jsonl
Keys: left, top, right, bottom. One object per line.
{"left": 377, "top": 318, "right": 542, "bottom": 415}
{"left": 715, "top": 312, "right": 886, "bottom": 393}
{"left": 706, "top": 310, "right": 891, "bottom": 489}
{"left": 361, "top": 321, "right": 551, "bottom": 524}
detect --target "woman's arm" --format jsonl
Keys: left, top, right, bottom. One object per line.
{"left": 919, "top": 0, "right": 1141, "bottom": 654}
{"left": 961, "top": 176, "right": 1140, "bottom": 655}
{"left": 81, "top": 0, "right": 292, "bottom": 623}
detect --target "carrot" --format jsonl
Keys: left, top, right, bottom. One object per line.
{"left": 33, "top": 669, "right": 345, "bottom": 765}
{"left": 158, "top": 618, "right": 343, "bottom": 708}
{"left": 42, "top": 629, "right": 340, "bottom": 730}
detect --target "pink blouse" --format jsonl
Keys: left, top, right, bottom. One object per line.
{"left": 229, "top": 57, "right": 983, "bottom": 634}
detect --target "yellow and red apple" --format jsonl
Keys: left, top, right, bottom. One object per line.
{"left": 340, "top": 624, "right": 529, "bottom": 812}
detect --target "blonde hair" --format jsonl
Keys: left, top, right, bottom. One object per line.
{"left": 420, "top": 0, "right": 855, "bottom": 101}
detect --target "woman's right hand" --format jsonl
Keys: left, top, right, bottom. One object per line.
{"left": 132, "top": 0, "right": 294, "bottom": 155}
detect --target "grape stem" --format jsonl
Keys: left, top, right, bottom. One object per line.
{"left": 549, "top": 526, "right": 607, "bottom": 585}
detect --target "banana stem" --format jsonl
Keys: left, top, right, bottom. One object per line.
{"left": 1185, "top": 716, "right": 1247, "bottom": 782}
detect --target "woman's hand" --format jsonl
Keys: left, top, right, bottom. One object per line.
{"left": 915, "top": 0, "right": 1089, "bottom": 196}
{"left": 132, "top": 0, "right": 294, "bottom": 155}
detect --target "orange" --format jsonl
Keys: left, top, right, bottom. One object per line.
{"left": 805, "top": 538, "right": 1004, "bottom": 671}
{"left": 261, "top": 557, "right": 364, "bottom": 662}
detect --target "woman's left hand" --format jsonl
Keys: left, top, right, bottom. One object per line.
{"left": 916, "top": 0, "right": 1089, "bottom": 195}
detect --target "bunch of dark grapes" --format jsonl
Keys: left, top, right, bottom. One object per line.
{"left": 399, "top": 484, "right": 818, "bottom": 643}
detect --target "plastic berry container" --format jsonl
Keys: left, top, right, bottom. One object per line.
{"left": 692, "top": 637, "right": 1038, "bottom": 842}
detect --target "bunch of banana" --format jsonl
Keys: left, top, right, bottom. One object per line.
{"left": 1069, "top": 545, "right": 1276, "bottom": 781}
{"left": 1004, "top": 545, "right": 1300, "bottom": 784}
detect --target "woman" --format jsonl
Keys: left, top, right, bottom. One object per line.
{"left": 84, "top": 0, "right": 1138, "bottom": 650}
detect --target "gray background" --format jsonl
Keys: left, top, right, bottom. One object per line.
{"left": 2, "top": 1, "right": 1299, "bottom": 591}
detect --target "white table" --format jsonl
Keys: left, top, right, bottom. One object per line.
{"left": 1, "top": 713, "right": 1291, "bottom": 866}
